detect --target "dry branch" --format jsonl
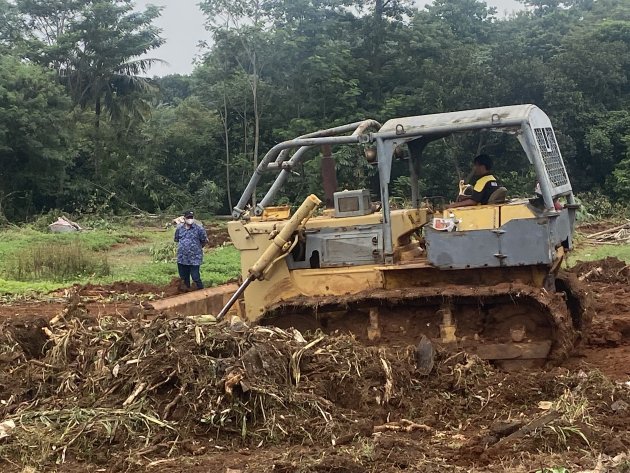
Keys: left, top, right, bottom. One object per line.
{"left": 585, "top": 222, "right": 630, "bottom": 244}
{"left": 123, "top": 382, "right": 147, "bottom": 407}
{"left": 488, "top": 410, "right": 561, "bottom": 451}
{"left": 373, "top": 419, "right": 433, "bottom": 433}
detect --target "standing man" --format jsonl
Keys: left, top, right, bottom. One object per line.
{"left": 174, "top": 210, "right": 208, "bottom": 290}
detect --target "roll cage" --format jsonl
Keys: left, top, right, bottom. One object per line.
{"left": 232, "top": 104, "right": 575, "bottom": 259}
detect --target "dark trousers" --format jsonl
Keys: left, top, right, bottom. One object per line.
{"left": 177, "top": 263, "right": 204, "bottom": 289}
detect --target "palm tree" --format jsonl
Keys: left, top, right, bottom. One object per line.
{"left": 58, "top": 1, "right": 165, "bottom": 176}
{"left": 67, "top": 57, "right": 164, "bottom": 127}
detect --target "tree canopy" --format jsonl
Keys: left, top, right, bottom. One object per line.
{"left": 0, "top": 0, "right": 629, "bottom": 221}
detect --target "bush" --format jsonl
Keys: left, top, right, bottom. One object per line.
{"left": 574, "top": 191, "right": 629, "bottom": 221}
{"left": 150, "top": 241, "right": 177, "bottom": 263}
{"left": 5, "top": 241, "right": 110, "bottom": 282}
{"left": 500, "top": 170, "right": 537, "bottom": 198}
{"left": 391, "top": 176, "right": 411, "bottom": 199}
{"left": 611, "top": 156, "right": 630, "bottom": 199}
{"left": 193, "top": 180, "right": 224, "bottom": 215}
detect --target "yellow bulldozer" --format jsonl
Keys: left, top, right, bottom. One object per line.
{"left": 152, "top": 104, "right": 589, "bottom": 369}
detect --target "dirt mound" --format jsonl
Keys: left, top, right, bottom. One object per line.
{"left": 566, "top": 258, "right": 630, "bottom": 351}
{"left": 572, "top": 257, "right": 630, "bottom": 284}
{"left": 1, "top": 309, "right": 629, "bottom": 472}
{"left": 577, "top": 220, "right": 619, "bottom": 234}
{"left": 205, "top": 225, "right": 230, "bottom": 248}
{"left": 163, "top": 277, "right": 186, "bottom": 296}
{"left": 49, "top": 279, "right": 184, "bottom": 299}
{"left": 81, "top": 281, "right": 167, "bottom": 296}
{"left": 580, "top": 280, "right": 630, "bottom": 349}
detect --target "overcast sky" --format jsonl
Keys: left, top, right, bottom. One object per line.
{"left": 135, "top": 0, "right": 523, "bottom": 77}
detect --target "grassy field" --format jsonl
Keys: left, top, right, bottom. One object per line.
{"left": 0, "top": 223, "right": 240, "bottom": 295}
{"left": 568, "top": 240, "right": 630, "bottom": 264}
{"left": 0, "top": 220, "right": 627, "bottom": 296}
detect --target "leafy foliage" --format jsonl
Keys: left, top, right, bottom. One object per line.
{"left": 1, "top": 0, "right": 630, "bottom": 220}
{"left": 150, "top": 241, "right": 177, "bottom": 263}
{"left": 0, "top": 56, "right": 71, "bottom": 221}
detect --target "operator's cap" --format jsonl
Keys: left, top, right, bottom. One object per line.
{"left": 184, "top": 210, "right": 194, "bottom": 218}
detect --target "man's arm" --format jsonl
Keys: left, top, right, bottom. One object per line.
{"left": 446, "top": 198, "right": 478, "bottom": 209}
{"left": 174, "top": 226, "right": 180, "bottom": 242}
{"left": 198, "top": 225, "right": 209, "bottom": 246}
{"left": 447, "top": 177, "right": 488, "bottom": 209}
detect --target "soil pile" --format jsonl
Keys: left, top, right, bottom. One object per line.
{"left": 50, "top": 280, "right": 181, "bottom": 299}
{"left": 573, "top": 257, "right": 630, "bottom": 284}
{"left": 205, "top": 225, "right": 231, "bottom": 248}
{"left": 1, "top": 310, "right": 629, "bottom": 472}
{"left": 569, "top": 257, "right": 630, "bottom": 349}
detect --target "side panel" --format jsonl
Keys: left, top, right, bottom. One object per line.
{"left": 499, "top": 218, "right": 553, "bottom": 266}
{"left": 284, "top": 209, "right": 429, "bottom": 270}
{"left": 549, "top": 209, "right": 573, "bottom": 249}
{"left": 227, "top": 221, "right": 259, "bottom": 250}
{"left": 425, "top": 218, "right": 555, "bottom": 269}
{"left": 287, "top": 224, "right": 383, "bottom": 269}
{"left": 290, "top": 266, "right": 383, "bottom": 297}
{"left": 325, "top": 230, "right": 382, "bottom": 264}
{"left": 446, "top": 206, "right": 499, "bottom": 230}
{"left": 425, "top": 227, "right": 502, "bottom": 268}
{"left": 500, "top": 202, "right": 537, "bottom": 225}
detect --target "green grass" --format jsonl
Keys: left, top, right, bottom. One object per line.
{"left": 6, "top": 241, "right": 111, "bottom": 282}
{"left": 5, "top": 220, "right": 623, "bottom": 297}
{"left": 0, "top": 225, "right": 240, "bottom": 295}
{"left": 568, "top": 229, "right": 630, "bottom": 266}
{"left": 0, "top": 278, "right": 65, "bottom": 294}
{"left": 568, "top": 244, "right": 630, "bottom": 265}
{"left": 0, "top": 226, "right": 138, "bottom": 259}
{"left": 108, "top": 245, "right": 240, "bottom": 287}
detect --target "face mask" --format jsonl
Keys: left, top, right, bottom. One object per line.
{"left": 185, "top": 218, "right": 194, "bottom": 225}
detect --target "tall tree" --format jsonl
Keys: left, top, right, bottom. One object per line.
{"left": 61, "top": 1, "right": 164, "bottom": 177}
{"left": 200, "top": 0, "right": 270, "bottom": 207}
{"left": 57, "top": 1, "right": 164, "bottom": 124}
{"left": 0, "top": 56, "right": 72, "bottom": 221}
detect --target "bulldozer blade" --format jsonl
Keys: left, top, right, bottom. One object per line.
{"left": 149, "top": 284, "right": 240, "bottom": 317}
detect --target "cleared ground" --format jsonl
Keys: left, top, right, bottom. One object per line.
{"left": 0, "top": 222, "right": 628, "bottom": 472}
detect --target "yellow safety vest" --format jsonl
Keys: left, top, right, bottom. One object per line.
{"left": 473, "top": 174, "right": 497, "bottom": 193}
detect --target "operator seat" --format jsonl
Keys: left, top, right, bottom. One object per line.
{"left": 488, "top": 187, "right": 508, "bottom": 204}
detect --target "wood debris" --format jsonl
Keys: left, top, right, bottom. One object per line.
{"left": 373, "top": 419, "right": 433, "bottom": 433}
{"left": 585, "top": 221, "right": 630, "bottom": 244}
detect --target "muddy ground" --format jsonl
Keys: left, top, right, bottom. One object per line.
{"left": 0, "top": 257, "right": 629, "bottom": 472}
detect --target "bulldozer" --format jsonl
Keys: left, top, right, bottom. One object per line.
{"left": 152, "top": 105, "right": 589, "bottom": 369}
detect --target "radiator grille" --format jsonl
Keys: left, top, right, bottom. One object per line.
{"left": 534, "top": 127, "right": 568, "bottom": 187}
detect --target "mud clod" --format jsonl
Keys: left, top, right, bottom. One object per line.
{"left": 573, "top": 256, "right": 630, "bottom": 284}
{"left": 6, "top": 318, "right": 50, "bottom": 359}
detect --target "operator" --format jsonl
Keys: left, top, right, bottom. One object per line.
{"left": 174, "top": 210, "right": 208, "bottom": 291}
{"left": 446, "top": 154, "right": 499, "bottom": 208}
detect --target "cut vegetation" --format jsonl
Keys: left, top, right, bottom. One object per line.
{"left": 0, "top": 221, "right": 629, "bottom": 472}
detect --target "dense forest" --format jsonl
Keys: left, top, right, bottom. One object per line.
{"left": 0, "top": 0, "right": 629, "bottom": 221}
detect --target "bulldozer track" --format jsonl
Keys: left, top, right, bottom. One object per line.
{"left": 265, "top": 273, "right": 591, "bottom": 366}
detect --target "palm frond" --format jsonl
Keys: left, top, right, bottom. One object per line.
{"left": 114, "top": 58, "right": 169, "bottom": 76}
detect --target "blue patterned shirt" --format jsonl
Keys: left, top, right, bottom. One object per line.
{"left": 174, "top": 223, "right": 208, "bottom": 266}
